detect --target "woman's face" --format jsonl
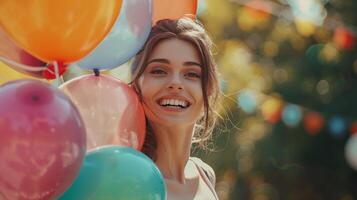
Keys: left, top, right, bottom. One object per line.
{"left": 137, "top": 38, "right": 204, "bottom": 127}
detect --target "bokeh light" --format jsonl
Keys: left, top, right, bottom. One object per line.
{"left": 333, "top": 27, "right": 356, "bottom": 51}
{"left": 261, "top": 97, "right": 283, "bottom": 124}
{"left": 345, "top": 135, "right": 357, "bottom": 170}
{"left": 350, "top": 122, "right": 357, "bottom": 135}
{"left": 287, "top": 0, "right": 327, "bottom": 26}
{"left": 282, "top": 104, "right": 302, "bottom": 127}
{"left": 237, "top": 89, "right": 258, "bottom": 114}
{"left": 273, "top": 68, "right": 288, "bottom": 83}
{"left": 316, "top": 79, "right": 330, "bottom": 95}
{"left": 319, "top": 43, "right": 340, "bottom": 64}
{"left": 294, "top": 19, "right": 316, "bottom": 37}
{"left": 304, "top": 112, "right": 325, "bottom": 135}
{"left": 262, "top": 40, "right": 279, "bottom": 57}
{"left": 328, "top": 116, "right": 347, "bottom": 138}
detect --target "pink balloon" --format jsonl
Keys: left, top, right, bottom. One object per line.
{"left": 0, "top": 26, "right": 47, "bottom": 78}
{"left": 59, "top": 74, "right": 146, "bottom": 151}
{"left": 0, "top": 80, "right": 86, "bottom": 200}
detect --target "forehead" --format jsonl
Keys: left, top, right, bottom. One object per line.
{"left": 148, "top": 38, "right": 201, "bottom": 63}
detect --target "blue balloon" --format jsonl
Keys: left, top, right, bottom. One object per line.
{"left": 76, "top": 0, "right": 152, "bottom": 70}
{"left": 59, "top": 146, "right": 166, "bottom": 200}
{"left": 282, "top": 104, "right": 302, "bottom": 127}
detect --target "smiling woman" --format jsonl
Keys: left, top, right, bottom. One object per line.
{"left": 131, "top": 17, "right": 221, "bottom": 200}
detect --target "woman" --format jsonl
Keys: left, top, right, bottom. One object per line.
{"left": 131, "top": 17, "right": 221, "bottom": 200}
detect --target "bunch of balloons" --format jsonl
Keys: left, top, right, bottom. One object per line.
{"left": 0, "top": 0, "right": 197, "bottom": 199}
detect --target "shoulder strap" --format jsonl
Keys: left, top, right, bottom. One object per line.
{"left": 189, "top": 157, "right": 216, "bottom": 187}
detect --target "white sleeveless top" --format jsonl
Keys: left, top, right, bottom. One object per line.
{"left": 189, "top": 157, "right": 219, "bottom": 200}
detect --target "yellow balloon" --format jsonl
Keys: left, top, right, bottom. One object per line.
{"left": 0, "top": 62, "right": 40, "bottom": 85}
{"left": 0, "top": 0, "right": 122, "bottom": 63}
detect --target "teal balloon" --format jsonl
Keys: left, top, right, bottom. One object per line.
{"left": 76, "top": 0, "right": 152, "bottom": 70}
{"left": 59, "top": 146, "right": 166, "bottom": 200}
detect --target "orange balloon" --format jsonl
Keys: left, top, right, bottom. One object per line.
{"left": 0, "top": 0, "right": 122, "bottom": 63}
{"left": 153, "top": 0, "right": 197, "bottom": 23}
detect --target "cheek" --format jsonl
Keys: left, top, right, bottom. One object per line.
{"left": 193, "top": 85, "right": 204, "bottom": 102}
{"left": 139, "top": 86, "right": 153, "bottom": 103}
{"left": 138, "top": 76, "right": 152, "bottom": 98}
{"left": 138, "top": 77, "right": 161, "bottom": 104}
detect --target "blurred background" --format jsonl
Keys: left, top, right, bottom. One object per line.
{"left": 194, "top": 0, "right": 357, "bottom": 200}
{"left": 1, "top": 0, "right": 356, "bottom": 199}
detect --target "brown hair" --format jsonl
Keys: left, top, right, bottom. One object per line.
{"left": 131, "top": 17, "right": 220, "bottom": 160}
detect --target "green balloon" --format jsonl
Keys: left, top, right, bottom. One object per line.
{"left": 59, "top": 146, "right": 166, "bottom": 200}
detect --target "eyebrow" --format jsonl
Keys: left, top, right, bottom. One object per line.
{"left": 146, "top": 58, "right": 202, "bottom": 67}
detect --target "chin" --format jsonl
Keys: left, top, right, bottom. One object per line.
{"left": 148, "top": 116, "right": 197, "bottom": 128}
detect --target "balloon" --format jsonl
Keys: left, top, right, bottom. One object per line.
{"left": 0, "top": 0, "right": 122, "bottom": 63}
{"left": 77, "top": 0, "right": 152, "bottom": 70}
{"left": 0, "top": 26, "right": 46, "bottom": 78}
{"left": 59, "top": 146, "right": 166, "bottom": 200}
{"left": 59, "top": 74, "right": 146, "bottom": 150}
{"left": 152, "top": 0, "right": 197, "bottom": 23}
{"left": 0, "top": 62, "right": 40, "bottom": 85}
{"left": 0, "top": 80, "right": 86, "bottom": 200}
{"left": 42, "top": 62, "right": 68, "bottom": 80}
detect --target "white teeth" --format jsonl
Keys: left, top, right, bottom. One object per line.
{"left": 159, "top": 98, "right": 189, "bottom": 108}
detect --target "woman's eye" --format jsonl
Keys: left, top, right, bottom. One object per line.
{"left": 186, "top": 72, "right": 201, "bottom": 79}
{"left": 150, "top": 69, "right": 166, "bottom": 75}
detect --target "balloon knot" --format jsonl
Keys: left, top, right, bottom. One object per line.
{"left": 43, "top": 62, "right": 68, "bottom": 80}
{"left": 93, "top": 69, "right": 100, "bottom": 76}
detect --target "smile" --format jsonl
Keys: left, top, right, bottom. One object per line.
{"left": 158, "top": 98, "right": 190, "bottom": 109}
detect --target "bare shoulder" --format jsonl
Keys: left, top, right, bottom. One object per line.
{"left": 190, "top": 157, "right": 216, "bottom": 187}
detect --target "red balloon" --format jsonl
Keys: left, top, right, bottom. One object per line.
{"left": 0, "top": 80, "right": 86, "bottom": 200}
{"left": 59, "top": 74, "right": 146, "bottom": 151}
{"left": 42, "top": 62, "right": 68, "bottom": 80}
{"left": 152, "top": 0, "right": 197, "bottom": 23}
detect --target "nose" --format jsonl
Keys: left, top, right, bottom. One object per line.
{"left": 167, "top": 74, "right": 183, "bottom": 90}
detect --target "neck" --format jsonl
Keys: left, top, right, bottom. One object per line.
{"left": 150, "top": 122, "right": 195, "bottom": 184}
